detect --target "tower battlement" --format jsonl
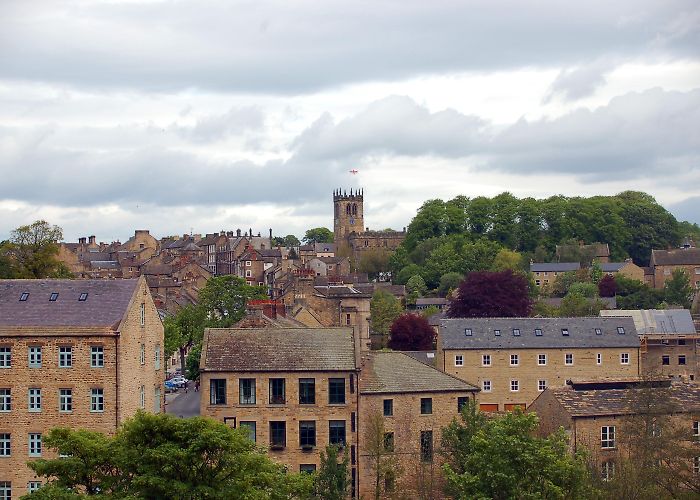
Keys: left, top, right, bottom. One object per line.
{"left": 333, "top": 188, "right": 363, "bottom": 202}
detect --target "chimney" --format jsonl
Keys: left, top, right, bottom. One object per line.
{"left": 237, "top": 229, "right": 241, "bottom": 237}
{"left": 227, "top": 231, "right": 233, "bottom": 237}
{"left": 249, "top": 228, "right": 253, "bottom": 237}
{"left": 89, "top": 235, "right": 96, "bottom": 245}
{"left": 79, "top": 237, "right": 86, "bottom": 245}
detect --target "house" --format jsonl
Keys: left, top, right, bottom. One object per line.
{"left": 600, "top": 260, "right": 644, "bottom": 282}
{"left": 601, "top": 309, "right": 700, "bottom": 382}
{"left": 530, "top": 262, "right": 581, "bottom": 287}
{"left": 415, "top": 298, "right": 449, "bottom": 311}
{"left": 436, "top": 317, "right": 640, "bottom": 412}
{"left": 529, "top": 379, "right": 700, "bottom": 482}
{"left": 556, "top": 242, "right": 610, "bottom": 264}
{"left": 199, "top": 327, "right": 360, "bottom": 492}
{"left": 358, "top": 351, "right": 478, "bottom": 498}
{"left": 0, "top": 278, "right": 164, "bottom": 498}
{"left": 650, "top": 247, "right": 700, "bottom": 290}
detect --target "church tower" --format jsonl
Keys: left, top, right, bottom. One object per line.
{"left": 333, "top": 188, "right": 364, "bottom": 243}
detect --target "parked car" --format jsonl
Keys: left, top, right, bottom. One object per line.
{"left": 164, "top": 380, "right": 178, "bottom": 392}
{"left": 169, "top": 376, "right": 188, "bottom": 388}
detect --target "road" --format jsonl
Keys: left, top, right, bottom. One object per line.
{"left": 165, "top": 388, "right": 201, "bottom": 418}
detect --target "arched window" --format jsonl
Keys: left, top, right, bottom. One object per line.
{"left": 352, "top": 203, "right": 357, "bottom": 216}
{"left": 346, "top": 204, "right": 351, "bottom": 215}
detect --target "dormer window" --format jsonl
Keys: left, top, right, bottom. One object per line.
{"left": 19, "top": 292, "right": 29, "bottom": 301}
{"left": 79, "top": 293, "right": 88, "bottom": 301}
{"left": 562, "top": 329, "right": 569, "bottom": 336}
{"left": 464, "top": 328, "right": 472, "bottom": 336}
{"left": 617, "top": 327, "right": 625, "bottom": 335}
{"left": 494, "top": 329, "right": 501, "bottom": 336}
{"left": 49, "top": 292, "right": 59, "bottom": 302}
{"left": 513, "top": 329, "right": 521, "bottom": 337}
{"left": 595, "top": 328, "right": 602, "bottom": 335}
{"left": 534, "top": 328, "right": 542, "bottom": 336}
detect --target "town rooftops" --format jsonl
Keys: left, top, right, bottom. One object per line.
{"left": 360, "top": 351, "right": 478, "bottom": 394}
{"left": 537, "top": 381, "right": 700, "bottom": 417}
{"left": 313, "top": 285, "right": 372, "bottom": 298}
{"left": 314, "top": 242, "right": 336, "bottom": 253}
{"left": 530, "top": 262, "right": 581, "bottom": 273}
{"left": 200, "top": 327, "right": 357, "bottom": 372}
{"left": 651, "top": 248, "right": 700, "bottom": 266}
{"left": 0, "top": 278, "right": 141, "bottom": 328}
{"left": 600, "top": 262, "right": 629, "bottom": 272}
{"left": 600, "top": 309, "right": 697, "bottom": 335}
{"left": 440, "top": 317, "right": 639, "bottom": 350}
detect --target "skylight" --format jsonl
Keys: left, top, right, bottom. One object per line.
{"left": 79, "top": 292, "right": 88, "bottom": 301}
{"left": 49, "top": 292, "right": 59, "bottom": 302}
{"left": 19, "top": 292, "right": 29, "bottom": 301}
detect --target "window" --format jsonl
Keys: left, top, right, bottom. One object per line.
{"left": 510, "top": 380, "right": 519, "bottom": 392}
{"left": 420, "top": 397, "right": 433, "bottom": 415}
{"left": 91, "top": 388, "right": 104, "bottom": 412}
{"left": 28, "top": 388, "right": 41, "bottom": 412}
{"left": 350, "top": 374, "right": 355, "bottom": 394}
{"left": 0, "top": 389, "right": 9, "bottom": 412}
{"left": 464, "top": 328, "right": 472, "bottom": 336}
{"left": 420, "top": 430, "right": 433, "bottom": 462}
{"left": 154, "top": 387, "right": 161, "bottom": 413}
{"left": 20, "top": 291, "right": 29, "bottom": 301}
{"left": 617, "top": 327, "right": 625, "bottom": 335}
{"left": 679, "top": 355, "right": 687, "bottom": 365}
{"left": 513, "top": 328, "right": 521, "bottom": 337}
{"left": 494, "top": 329, "right": 501, "bottom": 336}
{"left": 269, "top": 379, "right": 285, "bottom": 404}
{"left": 239, "top": 421, "right": 256, "bottom": 442}
{"left": 601, "top": 426, "right": 615, "bottom": 449}
{"left": 482, "top": 354, "right": 491, "bottom": 366}
{"left": 140, "top": 385, "right": 145, "bottom": 409}
{"left": 49, "top": 292, "right": 58, "bottom": 302}
{"left": 139, "top": 344, "right": 145, "bottom": 365}
{"left": 154, "top": 344, "right": 161, "bottom": 370}
{"left": 597, "top": 353, "right": 602, "bottom": 365}
{"left": 538, "top": 354, "right": 547, "bottom": 365}
{"left": 510, "top": 354, "right": 519, "bottom": 366}
{"left": 300, "top": 464, "right": 317, "bottom": 474}
{"left": 299, "top": 378, "right": 315, "bottom": 405}
{"left": 246, "top": 260, "right": 251, "bottom": 267}
{"left": 91, "top": 346, "right": 104, "bottom": 368}
{"left": 329, "top": 421, "right": 346, "bottom": 446}
{"left": 0, "top": 434, "right": 9, "bottom": 456}
{"left": 538, "top": 380, "right": 547, "bottom": 392}
{"left": 455, "top": 355, "right": 463, "bottom": 366}
{"left": 28, "top": 433, "right": 41, "bottom": 457}
{"left": 565, "top": 353, "right": 573, "bottom": 365}
{"left": 0, "top": 347, "right": 10, "bottom": 368}
{"left": 346, "top": 314, "right": 351, "bottom": 325}
{"left": 299, "top": 421, "right": 316, "bottom": 447}
{"left": 59, "top": 389, "right": 72, "bottom": 412}
{"left": 28, "top": 481, "right": 42, "bottom": 493}
{"left": 270, "top": 422, "right": 286, "bottom": 448}
{"left": 140, "top": 303, "right": 145, "bottom": 326}
{"left": 329, "top": 378, "right": 345, "bottom": 404}
{"left": 482, "top": 380, "right": 492, "bottom": 392}
{"left": 0, "top": 482, "right": 9, "bottom": 500}
{"left": 28, "top": 346, "right": 42, "bottom": 368}
{"left": 383, "top": 432, "right": 395, "bottom": 452}
{"left": 239, "top": 379, "right": 256, "bottom": 405}
{"left": 662, "top": 355, "right": 670, "bottom": 366}
{"left": 601, "top": 460, "right": 615, "bottom": 481}
{"left": 58, "top": 346, "right": 72, "bottom": 368}
{"left": 383, "top": 399, "right": 393, "bottom": 416}
{"left": 693, "top": 421, "right": 699, "bottom": 438}
{"left": 534, "top": 328, "right": 542, "bottom": 336}
{"left": 79, "top": 292, "right": 88, "bottom": 301}
{"left": 210, "top": 379, "right": 226, "bottom": 405}
{"left": 595, "top": 328, "right": 602, "bottom": 335}
{"left": 561, "top": 328, "right": 569, "bottom": 336}
{"left": 694, "top": 457, "right": 700, "bottom": 474}
{"left": 620, "top": 353, "right": 629, "bottom": 365}
{"left": 457, "top": 396, "right": 469, "bottom": 413}
{"left": 245, "top": 270, "right": 252, "bottom": 277}
{"left": 679, "top": 338, "right": 687, "bottom": 346}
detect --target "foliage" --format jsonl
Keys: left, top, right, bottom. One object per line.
{"left": 598, "top": 274, "right": 617, "bottom": 297}
{"left": 490, "top": 248, "right": 524, "bottom": 272}
{"left": 437, "top": 272, "right": 463, "bottom": 298}
{"left": 405, "top": 274, "right": 427, "bottom": 305}
{"left": 369, "top": 290, "right": 403, "bottom": 348}
{"left": 394, "top": 263, "right": 422, "bottom": 285}
{"left": 185, "top": 343, "right": 202, "bottom": 381}
{"left": 550, "top": 270, "right": 592, "bottom": 297}
{"left": 388, "top": 313, "right": 434, "bottom": 351}
{"left": 358, "top": 249, "right": 391, "bottom": 281}
{"left": 664, "top": 268, "right": 694, "bottom": 308}
{"left": 567, "top": 282, "right": 598, "bottom": 298}
{"left": 364, "top": 412, "right": 401, "bottom": 500}
{"left": 163, "top": 304, "right": 207, "bottom": 372}
{"left": 1, "top": 220, "right": 72, "bottom": 278}
{"left": 614, "top": 275, "right": 665, "bottom": 309}
{"left": 420, "top": 305, "right": 441, "bottom": 319}
{"left": 558, "top": 293, "right": 607, "bottom": 317}
{"left": 313, "top": 444, "right": 348, "bottom": 500}
{"left": 447, "top": 270, "right": 532, "bottom": 318}
{"left": 26, "top": 412, "right": 313, "bottom": 499}
{"left": 272, "top": 234, "right": 301, "bottom": 247}
{"left": 442, "top": 402, "right": 594, "bottom": 499}
{"left": 198, "top": 275, "right": 268, "bottom": 327}
{"left": 303, "top": 227, "right": 334, "bottom": 244}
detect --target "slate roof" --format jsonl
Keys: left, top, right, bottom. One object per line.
{"left": 543, "top": 381, "right": 700, "bottom": 417}
{"left": 600, "top": 262, "right": 627, "bottom": 272}
{"left": 651, "top": 248, "right": 700, "bottom": 266}
{"left": 416, "top": 298, "right": 449, "bottom": 306}
{"left": 201, "top": 327, "right": 357, "bottom": 372}
{"left": 530, "top": 262, "right": 581, "bottom": 272}
{"left": 600, "top": 309, "right": 697, "bottom": 335}
{"left": 0, "top": 279, "right": 139, "bottom": 328}
{"left": 89, "top": 261, "right": 120, "bottom": 269}
{"left": 401, "top": 350, "right": 437, "bottom": 367}
{"left": 314, "top": 243, "right": 336, "bottom": 253}
{"left": 313, "top": 285, "right": 371, "bottom": 297}
{"left": 440, "top": 317, "right": 639, "bottom": 350}
{"left": 360, "top": 351, "right": 478, "bottom": 394}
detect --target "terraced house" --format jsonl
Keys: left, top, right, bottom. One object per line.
{"left": 0, "top": 278, "right": 164, "bottom": 499}
{"left": 437, "top": 317, "right": 641, "bottom": 412}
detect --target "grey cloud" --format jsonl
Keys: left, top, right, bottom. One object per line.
{"left": 668, "top": 196, "right": 700, "bottom": 224}
{"left": 543, "top": 61, "right": 614, "bottom": 103}
{"left": 178, "top": 106, "right": 265, "bottom": 142}
{"left": 0, "top": 0, "right": 698, "bottom": 93}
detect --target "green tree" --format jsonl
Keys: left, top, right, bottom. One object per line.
{"left": 273, "top": 234, "right": 301, "bottom": 247}
{"left": 405, "top": 274, "right": 428, "bottom": 306}
{"left": 358, "top": 248, "right": 391, "bottom": 281}
{"left": 442, "top": 403, "right": 594, "bottom": 499}
{"left": 490, "top": 248, "right": 523, "bottom": 272}
{"left": 364, "top": 412, "right": 401, "bottom": 500}
{"left": 0, "top": 241, "right": 18, "bottom": 278}
{"left": 313, "top": 444, "right": 348, "bottom": 500}
{"left": 394, "top": 263, "right": 422, "bottom": 286}
{"left": 4, "top": 220, "right": 72, "bottom": 278}
{"left": 404, "top": 199, "right": 447, "bottom": 251}
{"left": 26, "top": 412, "right": 313, "bottom": 499}
{"left": 567, "top": 282, "right": 598, "bottom": 298}
{"left": 664, "top": 268, "right": 694, "bottom": 308}
{"left": 558, "top": 293, "right": 606, "bottom": 317}
{"left": 303, "top": 227, "right": 334, "bottom": 244}
{"left": 437, "top": 272, "right": 463, "bottom": 298}
{"left": 370, "top": 290, "right": 403, "bottom": 348}
{"left": 164, "top": 304, "right": 207, "bottom": 375}
{"left": 185, "top": 343, "right": 202, "bottom": 381}
{"left": 198, "top": 275, "right": 268, "bottom": 327}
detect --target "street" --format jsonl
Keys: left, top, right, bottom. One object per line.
{"left": 165, "top": 388, "right": 201, "bottom": 418}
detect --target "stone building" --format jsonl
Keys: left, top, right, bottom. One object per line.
{"left": 650, "top": 247, "right": 700, "bottom": 290}
{"left": 436, "top": 317, "right": 641, "bottom": 412}
{"left": 0, "top": 278, "right": 164, "bottom": 498}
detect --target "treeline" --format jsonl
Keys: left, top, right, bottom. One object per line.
{"left": 389, "top": 191, "right": 699, "bottom": 290}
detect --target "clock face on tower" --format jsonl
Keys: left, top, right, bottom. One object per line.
{"left": 350, "top": 218, "right": 355, "bottom": 224}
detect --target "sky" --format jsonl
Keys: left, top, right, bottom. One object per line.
{"left": 1, "top": 0, "right": 699, "bottom": 243}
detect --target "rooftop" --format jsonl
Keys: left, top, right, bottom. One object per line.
{"left": 530, "top": 262, "right": 581, "bottom": 272}
{"left": 651, "top": 248, "right": 700, "bottom": 266}
{"left": 600, "top": 309, "right": 697, "bottom": 335}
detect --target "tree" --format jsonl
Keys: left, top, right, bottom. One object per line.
{"left": 567, "top": 282, "right": 598, "bottom": 298}
{"left": 437, "top": 272, "right": 463, "bottom": 298}
{"left": 313, "top": 444, "right": 348, "bottom": 500}
{"left": 370, "top": 290, "right": 403, "bottom": 348}
{"left": 303, "top": 227, "right": 334, "bottom": 244}
{"left": 405, "top": 274, "right": 427, "bottom": 306}
{"left": 558, "top": 293, "right": 606, "bottom": 317}
{"left": 3, "top": 220, "right": 72, "bottom": 278}
{"left": 388, "top": 313, "right": 434, "bottom": 351}
{"left": 358, "top": 249, "right": 391, "bottom": 281}
{"left": 27, "top": 412, "right": 313, "bottom": 499}
{"left": 598, "top": 274, "right": 617, "bottom": 297}
{"left": 442, "top": 403, "right": 594, "bottom": 499}
{"left": 273, "top": 234, "right": 301, "bottom": 247}
{"left": 664, "top": 268, "right": 694, "bottom": 308}
{"left": 364, "top": 412, "right": 401, "bottom": 500}
{"left": 490, "top": 248, "right": 523, "bottom": 272}
{"left": 198, "top": 275, "right": 268, "bottom": 327}
{"left": 447, "top": 270, "right": 532, "bottom": 318}
{"left": 164, "top": 304, "right": 207, "bottom": 376}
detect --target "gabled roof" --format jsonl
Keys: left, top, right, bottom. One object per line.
{"left": 600, "top": 262, "right": 628, "bottom": 272}
{"left": 0, "top": 279, "right": 140, "bottom": 328}
{"left": 314, "top": 242, "right": 336, "bottom": 253}
{"left": 440, "top": 317, "right": 639, "bottom": 350}
{"left": 360, "top": 351, "right": 478, "bottom": 394}
{"left": 201, "top": 327, "right": 357, "bottom": 372}
{"left": 600, "top": 309, "right": 696, "bottom": 335}
{"left": 651, "top": 248, "right": 700, "bottom": 266}
{"left": 530, "top": 262, "right": 581, "bottom": 272}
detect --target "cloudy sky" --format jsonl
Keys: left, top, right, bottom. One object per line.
{"left": 1, "top": 0, "right": 699, "bottom": 242}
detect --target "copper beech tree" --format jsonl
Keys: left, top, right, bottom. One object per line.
{"left": 388, "top": 313, "right": 434, "bottom": 351}
{"left": 447, "top": 270, "right": 532, "bottom": 318}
